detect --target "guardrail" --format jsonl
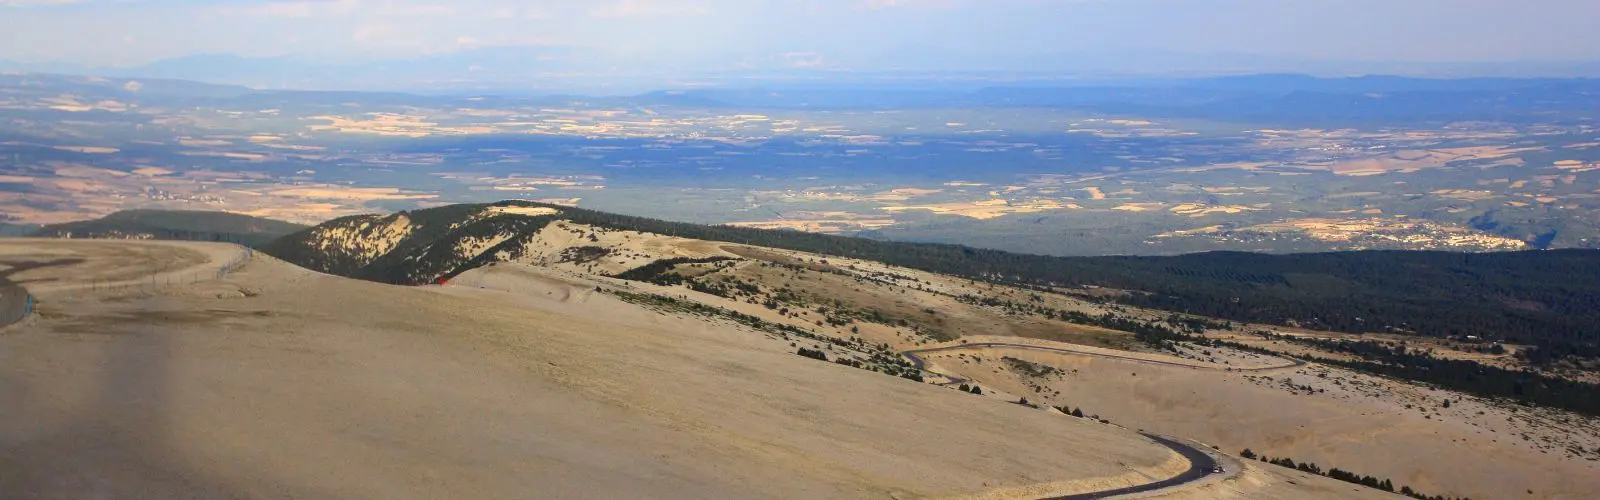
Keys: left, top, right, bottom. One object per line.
{"left": 0, "top": 287, "right": 32, "bottom": 328}
{"left": 1, "top": 244, "right": 254, "bottom": 328}
{"left": 64, "top": 246, "right": 254, "bottom": 294}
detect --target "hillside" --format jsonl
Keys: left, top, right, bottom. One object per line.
{"left": 1, "top": 238, "right": 1415, "bottom": 500}
{"left": 0, "top": 222, "right": 39, "bottom": 237}
{"left": 255, "top": 202, "right": 1600, "bottom": 499}
{"left": 263, "top": 201, "right": 1600, "bottom": 362}
{"left": 38, "top": 209, "right": 307, "bottom": 247}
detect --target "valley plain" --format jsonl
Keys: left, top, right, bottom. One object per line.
{"left": 4, "top": 71, "right": 1600, "bottom": 500}
{"left": 2, "top": 73, "right": 1598, "bottom": 255}
{"left": 6, "top": 2, "right": 1600, "bottom": 498}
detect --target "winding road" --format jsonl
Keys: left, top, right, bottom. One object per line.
{"left": 898, "top": 340, "right": 1259, "bottom": 498}
{"left": 1051, "top": 434, "right": 1224, "bottom": 499}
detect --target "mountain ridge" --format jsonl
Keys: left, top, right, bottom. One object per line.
{"left": 259, "top": 201, "right": 1600, "bottom": 363}
{"left": 37, "top": 209, "right": 308, "bottom": 247}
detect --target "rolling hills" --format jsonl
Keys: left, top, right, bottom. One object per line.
{"left": 0, "top": 222, "right": 38, "bottom": 237}
{"left": 262, "top": 201, "right": 1600, "bottom": 362}
{"left": 1, "top": 238, "right": 1398, "bottom": 500}
{"left": 250, "top": 200, "right": 1600, "bottom": 499}
{"left": 37, "top": 209, "right": 307, "bottom": 247}
{"left": 11, "top": 204, "right": 1599, "bottom": 498}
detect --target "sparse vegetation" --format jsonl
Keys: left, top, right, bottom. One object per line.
{"left": 1218, "top": 335, "right": 1600, "bottom": 417}
{"left": 610, "top": 256, "right": 736, "bottom": 283}
{"left": 603, "top": 289, "right": 929, "bottom": 383}
{"left": 1247, "top": 449, "right": 1469, "bottom": 500}
{"left": 1004, "top": 356, "right": 1061, "bottom": 378}
{"left": 539, "top": 203, "right": 1600, "bottom": 364}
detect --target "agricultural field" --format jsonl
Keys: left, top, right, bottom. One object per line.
{"left": 3, "top": 73, "right": 1599, "bottom": 256}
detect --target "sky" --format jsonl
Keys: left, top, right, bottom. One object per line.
{"left": 2, "top": 0, "right": 1598, "bottom": 70}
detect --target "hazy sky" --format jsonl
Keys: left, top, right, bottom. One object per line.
{"left": 3, "top": 0, "right": 1598, "bottom": 68}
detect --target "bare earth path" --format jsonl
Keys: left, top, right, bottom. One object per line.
{"left": 902, "top": 340, "right": 1304, "bottom": 386}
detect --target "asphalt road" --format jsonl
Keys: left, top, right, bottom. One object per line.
{"left": 899, "top": 341, "right": 1251, "bottom": 498}
{"left": 1051, "top": 434, "right": 1222, "bottom": 499}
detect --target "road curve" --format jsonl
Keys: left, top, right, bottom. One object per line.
{"left": 1050, "top": 434, "right": 1221, "bottom": 499}
{"left": 19, "top": 240, "right": 252, "bottom": 294}
{"left": 898, "top": 341, "right": 1255, "bottom": 497}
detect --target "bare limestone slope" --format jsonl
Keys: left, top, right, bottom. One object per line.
{"left": 0, "top": 239, "right": 1387, "bottom": 499}
{"left": 445, "top": 240, "right": 1599, "bottom": 499}
{"left": 262, "top": 201, "right": 1600, "bottom": 500}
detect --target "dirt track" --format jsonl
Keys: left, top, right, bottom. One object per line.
{"left": 903, "top": 340, "right": 1304, "bottom": 382}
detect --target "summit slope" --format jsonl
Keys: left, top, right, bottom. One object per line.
{"left": 0, "top": 238, "right": 1392, "bottom": 499}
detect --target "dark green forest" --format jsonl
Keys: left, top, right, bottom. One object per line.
{"left": 258, "top": 203, "right": 558, "bottom": 284}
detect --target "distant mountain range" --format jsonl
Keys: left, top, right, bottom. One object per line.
{"left": 10, "top": 69, "right": 1594, "bottom": 127}
{"left": 632, "top": 75, "right": 1600, "bottom": 126}
{"left": 5, "top": 47, "right": 1597, "bottom": 94}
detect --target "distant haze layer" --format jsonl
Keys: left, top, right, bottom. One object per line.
{"left": 1, "top": 0, "right": 1599, "bottom": 91}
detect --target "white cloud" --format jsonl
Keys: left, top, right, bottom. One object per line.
{"left": 230, "top": 0, "right": 362, "bottom": 18}
{"left": 230, "top": 0, "right": 457, "bottom": 19}
{"left": 857, "top": 0, "right": 964, "bottom": 10}
{"left": 490, "top": 6, "right": 550, "bottom": 20}
{"left": 588, "top": 0, "right": 709, "bottom": 18}
{"left": 452, "top": 34, "right": 565, "bottom": 49}
{"left": 1, "top": 0, "right": 86, "bottom": 6}
{"left": 349, "top": 23, "right": 388, "bottom": 43}
{"left": 782, "top": 51, "right": 826, "bottom": 68}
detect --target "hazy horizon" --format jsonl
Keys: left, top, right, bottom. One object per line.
{"left": 2, "top": 0, "right": 1598, "bottom": 78}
